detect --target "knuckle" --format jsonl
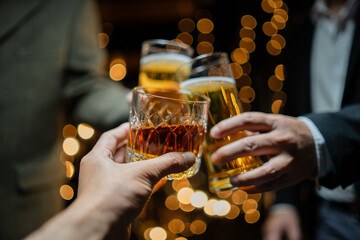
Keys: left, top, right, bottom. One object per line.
{"left": 166, "top": 152, "right": 184, "bottom": 168}
{"left": 243, "top": 138, "right": 258, "bottom": 151}
{"left": 262, "top": 163, "right": 278, "bottom": 176}
{"left": 241, "top": 112, "right": 255, "bottom": 124}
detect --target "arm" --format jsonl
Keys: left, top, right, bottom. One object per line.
{"left": 62, "top": 0, "right": 130, "bottom": 129}
{"left": 210, "top": 104, "right": 360, "bottom": 192}
{"left": 25, "top": 124, "right": 195, "bottom": 240}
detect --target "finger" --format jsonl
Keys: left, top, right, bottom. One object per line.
{"left": 262, "top": 229, "right": 282, "bottom": 240}
{"left": 211, "top": 133, "right": 280, "bottom": 164}
{"left": 139, "top": 152, "right": 196, "bottom": 181}
{"left": 113, "top": 142, "right": 127, "bottom": 163}
{"left": 210, "top": 112, "right": 275, "bottom": 138}
{"left": 229, "top": 152, "right": 292, "bottom": 187}
{"left": 93, "top": 123, "right": 130, "bottom": 155}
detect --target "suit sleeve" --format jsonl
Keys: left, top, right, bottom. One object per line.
{"left": 62, "top": 0, "right": 130, "bottom": 129}
{"left": 306, "top": 104, "right": 360, "bottom": 188}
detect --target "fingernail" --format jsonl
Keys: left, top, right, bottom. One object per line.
{"left": 211, "top": 153, "right": 219, "bottom": 164}
{"left": 182, "top": 152, "right": 196, "bottom": 167}
{"left": 230, "top": 176, "right": 240, "bottom": 186}
{"left": 210, "top": 127, "right": 219, "bottom": 137}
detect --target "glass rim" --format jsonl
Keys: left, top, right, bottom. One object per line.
{"left": 132, "top": 86, "right": 210, "bottom": 104}
{"left": 142, "top": 39, "right": 193, "bottom": 50}
{"left": 190, "top": 52, "right": 228, "bottom": 63}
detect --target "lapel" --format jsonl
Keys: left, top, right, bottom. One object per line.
{"left": 0, "top": 0, "right": 44, "bottom": 43}
{"left": 342, "top": 10, "right": 360, "bottom": 106}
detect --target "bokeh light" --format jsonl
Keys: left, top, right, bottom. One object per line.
{"left": 63, "top": 124, "right": 77, "bottom": 138}
{"left": 266, "top": 40, "right": 281, "bottom": 55}
{"left": 268, "top": 75, "right": 283, "bottom": 92}
{"left": 190, "top": 220, "right": 207, "bottom": 235}
{"left": 231, "top": 48, "right": 249, "bottom": 64}
{"left": 274, "top": 64, "right": 285, "bottom": 80}
{"left": 149, "top": 227, "right": 167, "bottom": 240}
{"left": 65, "top": 161, "right": 75, "bottom": 178}
{"left": 245, "top": 209, "right": 260, "bottom": 224}
{"left": 236, "top": 74, "right": 252, "bottom": 88}
{"left": 241, "top": 15, "right": 257, "bottom": 29}
{"left": 239, "top": 86, "right": 255, "bottom": 103}
{"left": 197, "top": 41, "right": 214, "bottom": 55}
{"left": 261, "top": 0, "right": 275, "bottom": 13}
{"left": 240, "top": 28, "right": 256, "bottom": 40}
{"left": 165, "top": 195, "right": 180, "bottom": 210}
{"left": 248, "top": 193, "right": 262, "bottom": 202}
{"left": 190, "top": 191, "right": 208, "bottom": 208}
{"left": 180, "top": 203, "right": 195, "bottom": 212}
{"left": 77, "top": 123, "right": 95, "bottom": 140}
{"left": 242, "top": 199, "right": 258, "bottom": 213}
{"left": 175, "top": 238, "right": 188, "bottom": 240}
{"left": 272, "top": 99, "right": 283, "bottom": 114}
{"left": 60, "top": 184, "right": 74, "bottom": 200}
{"left": 263, "top": 21, "right": 278, "bottom": 36}
{"left": 98, "top": 33, "right": 109, "bottom": 49}
{"left": 240, "top": 38, "right": 256, "bottom": 53}
{"left": 109, "top": 63, "right": 127, "bottom": 81}
{"left": 271, "top": 15, "right": 286, "bottom": 30}
{"left": 225, "top": 205, "right": 241, "bottom": 219}
{"left": 214, "top": 200, "right": 231, "bottom": 216}
{"left": 172, "top": 179, "right": 190, "bottom": 191}
{"left": 241, "top": 62, "right": 252, "bottom": 74}
{"left": 63, "top": 137, "right": 80, "bottom": 156}
{"left": 272, "top": 90, "right": 287, "bottom": 107}
{"left": 271, "top": 34, "right": 286, "bottom": 49}
{"left": 176, "top": 32, "right": 193, "bottom": 46}
{"left": 274, "top": 8, "right": 288, "bottom": 21}
{"left": 204, "top": 199, "right": 217, "bottom": 216}
{"left": 168, "top": 219, "right": 185, "bottom": 234}
{"left": 197, "top": 18, "right": 214, "bottom": 33}
{"left": 216, "top": 189, "right": 233, "bottom": 199}
{"left": 177, "top": 187, "right": 194, "bottom": 204}
{"left": 232, "top": 189, "right": 248, "bottom": 205}
{"left": 178, "top": 18, "right": 195, "bottom": 33}
{"left": 230, "top": 63, "right": 243, "bottom": 79}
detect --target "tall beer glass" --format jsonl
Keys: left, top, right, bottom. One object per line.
{"left": 126, "top": 87, "right": 209, "bottom": 180}
{"left": 177, "top": 52, "right": 265, "bottom": 191}
{"left": 139, "top": 39, "right": 194, "bottom": 89}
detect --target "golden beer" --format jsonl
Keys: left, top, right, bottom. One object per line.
{"left": 180, "top": 77, "right": 264, "bottom": 191}
{"left": 139, "top": 53, "right": 192, "bottom": 89}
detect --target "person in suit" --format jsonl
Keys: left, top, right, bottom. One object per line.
{"left": 0, "top": 0, "right": 129, "bottom": 239}
{"left": 25, "top": 124, "right": 196, "bottom": 240}
{"left": 210, "top": 0, "right": 360, "bottom": 239}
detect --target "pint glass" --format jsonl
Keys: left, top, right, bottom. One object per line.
{"left": 126, "top": 87, "right": 209, "bottom": 180}
{"left": 177, "top": 53, "right": 265, "bottom": 191}
{"left": 139, "top": 39, "right": 193, "bottom": 89}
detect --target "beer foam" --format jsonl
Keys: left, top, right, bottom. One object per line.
{"left": 180, "top": 76, "right": 235, "bottom": 88}
{"left": 140, "top": 53, "right": 192, "bottom": 65}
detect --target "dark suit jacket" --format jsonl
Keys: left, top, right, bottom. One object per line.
{"left": 281, "top": 7, "right": 360, "bottom": 191}
{"left": 0, "top": 0, "right": 129, "bottom": 239}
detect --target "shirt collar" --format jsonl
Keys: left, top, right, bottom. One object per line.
{"left": 311, "top": 0, "right": 359, "bottom": 29}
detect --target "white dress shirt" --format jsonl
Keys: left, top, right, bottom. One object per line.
{"left": 302, "top": 0, "right": 358, "bottom": 203}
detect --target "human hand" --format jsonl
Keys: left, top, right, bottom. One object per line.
{"left": 76, "top": 123, "right": 196, "bottom": 239}
{"left": 262, "top": 207, "right": 302, "bottom": 240}
{"left": 210, "top": 112, "right": 317, "bottom": 193}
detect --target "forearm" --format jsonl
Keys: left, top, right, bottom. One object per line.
{"left": 25, "top": 196, "right": 128, "bottom": 240}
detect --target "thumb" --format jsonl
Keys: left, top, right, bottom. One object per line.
{"left": 140, "top": 152, "right": 196, "bottom": 181}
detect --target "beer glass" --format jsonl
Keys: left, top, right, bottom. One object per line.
{"left": 177, "top": 52, "right": 265, "bottom": 191}
{"left": 126, "top": 87, "right": 209, "bottom": 180}
{"left": 139, "top": 39, "right": 194, "bottom": 89}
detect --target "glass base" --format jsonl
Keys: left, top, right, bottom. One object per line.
{"left": 208, "top": 177, "right": 238, "bottom": 193}
{"left": 126, "top": 147, "right": 201, "bottom": 180}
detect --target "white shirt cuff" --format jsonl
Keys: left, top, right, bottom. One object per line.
{"left": 298, "top": 116, "right": 333, "bottom": 178}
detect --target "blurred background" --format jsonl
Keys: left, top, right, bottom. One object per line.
{"left": 59, "top": 1, "right": 314, "bottom": 239}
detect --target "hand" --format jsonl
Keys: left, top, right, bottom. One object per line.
{"left": 27, "top": 123, "right": 195, "bottom": 240}
{"left": 210, "top": 112, "right": 317, "bottom": 193}
{"left": 262, "top": 207, "right": 302, "bottom": 240}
